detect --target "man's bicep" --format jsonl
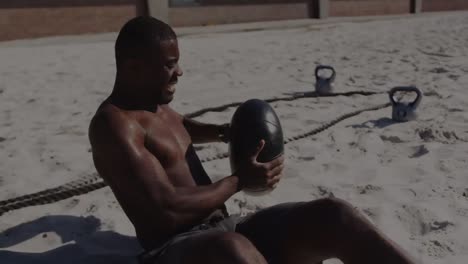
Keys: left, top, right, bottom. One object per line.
{"left": 93, "top": 119, "right": 176, "bottom": 207}
{"left": 115, "top": 137, "right": 176, "bottom": 203}
{"left": 128, "top": 143, "right": 175, "bottom": 195}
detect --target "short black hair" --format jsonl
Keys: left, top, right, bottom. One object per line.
{"left": 115, "top": 16, "right": 177, "bottom": 67}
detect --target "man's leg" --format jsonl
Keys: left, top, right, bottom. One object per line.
{"left": 236, "top": 198, "right": 416, "bottom": 264}
{"left": 154, "top": 231, "right": 267, "bottom": 264}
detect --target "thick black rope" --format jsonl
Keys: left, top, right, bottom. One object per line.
{"left": 199, "top": 102, "right": 391, "bottom": 163}
{"left": 0, "top": 176, "right": 100, "bottom": 206}
{"left": 185, "top": 90, "right": 384, "bottom": 118}
{"left": 0, "top": 181, "right": 107, "bottom": 216}
{"left": 0, "top": 93, "right": 389, "bottom": 216}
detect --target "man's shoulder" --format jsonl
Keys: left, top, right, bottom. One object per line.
{"left": 89, "top": 102, "right": 143, "bottom": 147}
{"left": 90, "top": 103, "right": 129, "bottom": 133}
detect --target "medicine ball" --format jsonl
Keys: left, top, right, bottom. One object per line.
{"left": 229, "top": 99, "right": 284, "bottom": 193}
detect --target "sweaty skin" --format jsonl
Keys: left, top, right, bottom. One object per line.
{"left": 89, "top": 39, "right": 283, "bottom": 251}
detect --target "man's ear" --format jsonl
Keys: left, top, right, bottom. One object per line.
{"left": 125, "top": 58, "right": 144, "bottom": 73}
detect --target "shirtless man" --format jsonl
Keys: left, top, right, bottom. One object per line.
{"left": 89, "top": 16, "right": 417, "bottom": 264}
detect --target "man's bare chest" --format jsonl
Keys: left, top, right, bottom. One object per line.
{"left": 142, "top": 115, "right": 191, "bottom": 167}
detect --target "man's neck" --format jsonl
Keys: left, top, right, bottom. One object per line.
{"left": 109, "top": 85, "right": 159, "bottom": 113}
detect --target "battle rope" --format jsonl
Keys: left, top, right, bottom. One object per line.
{"left": 186, "top": 90, "right": 384, "bottom": 118}
{"left": 0, "top": 175, "right": 101, "bottom": 207}
{"left": 0, "top": 99, "right": 390, "bottom": 216}
{"left": 200, "top": 102, "right": 390, "bottom": 163}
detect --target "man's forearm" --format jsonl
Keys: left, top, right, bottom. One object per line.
{"left": 183, "top": 117, "right": 225, "bottom": 144}
{"left": 168, "top": 175, "right": 239, "bottom": 227}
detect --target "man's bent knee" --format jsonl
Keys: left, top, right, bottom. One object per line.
{"left": 211, "top": 232, "right": 265, "bottom": 263}
{"left": 316, "top": 197, "right": 356, "bottom": 214}
{"left": 214, "top": 232, "right": 256, "bottom": 253}
{"left": 304, "top": 197, "right": 364, "bottom": 230}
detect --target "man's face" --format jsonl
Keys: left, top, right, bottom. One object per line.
{"left": 142, "top": 38, "right": 183, "bottom": 105}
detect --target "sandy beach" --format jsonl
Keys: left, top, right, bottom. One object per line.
{"left": 1, "top": 12, "right": 468, "bottom": 264}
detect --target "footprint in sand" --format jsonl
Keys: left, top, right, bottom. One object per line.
{"left": 396, "top": 205, "right": 429, "bottom": 236}
{"left": 380, "top": 135, "right": 406, "bottom": 144}
{"left": 429, "top": 67, "right": 449, "bottom": 74}
{"left": 86, "top": 204, "right": 98, "bottom": 214}
{"left": 298, "top": 156, "right": 315, "bottom": 161}
{"left": 357, "top": 184, "right": 383, "bottom": 195}
{"left": 463, "top": 189, "right": 468, "bottom": 198}
{"left": 425, "top": 240, "right": 455, "bottom": 258}
{"left": 362, "top": 207, "right": 380, "bottom": 222}
{"left": 417, "top": 128, "right": 465, "bottom": 143}
{"left": 409, "top": 145, "right": 430, "bottom": 159}
{"left": 428, "top": 221, "right": 455, "bottom": 233}
{"left": 455, "top": 208, "right": 468, "bottom": 217}
{"left": 107, "top": 200, "right": 121, "bottom": 210}
{"left": 316, "top": 186, "right": 335, "bottom": 198}
{"left": 448, "top": 74, "right": 460, "bottom": 81}
{"left": 64, "top": 198, "right": 80, "bottom": 210}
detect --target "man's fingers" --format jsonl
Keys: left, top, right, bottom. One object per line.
{"left": 267, "top": 174, "right": 282, "bottom": 188}
{"left": 251, "top": 140, "right": 265, "bottom": 162}
{"left": 266, "top": 163, "right": 284, "bottom": 178}
{"left": 264, "top": 154, "right": 285, "bottom": 170}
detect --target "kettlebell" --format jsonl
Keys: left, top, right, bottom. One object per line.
{"left": 315, "top": 65, "right": 336, "bottom": 95}
{"left": 389, "top": 86, "right": 422, "bottom": 122}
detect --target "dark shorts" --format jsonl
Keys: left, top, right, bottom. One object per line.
{"left": 138, "top": 202, "right": 306, "bottom": 264}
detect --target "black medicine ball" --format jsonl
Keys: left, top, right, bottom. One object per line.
{"left": 229, "top": 99, "right": 284, "bottom": 174}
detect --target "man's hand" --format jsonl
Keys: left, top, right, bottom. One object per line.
{"left": 234, "top": 140, "right": 285, "bottom": 191}
{"left": 218, "top": 123, "right": 230, "bottom": 143}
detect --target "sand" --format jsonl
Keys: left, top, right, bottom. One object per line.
{"left": 1, "top": 12, "right": 468, "bottom": 264}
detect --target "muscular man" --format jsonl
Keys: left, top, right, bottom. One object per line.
{"left": 89, "top": 16, "right": 417, "bottom": 264}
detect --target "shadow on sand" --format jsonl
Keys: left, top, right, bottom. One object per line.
{"left": 348, "top": 117, "right": 398, "bottom": 129}
{"left": 0, "top": 215, "right": 141, "bottom": 264}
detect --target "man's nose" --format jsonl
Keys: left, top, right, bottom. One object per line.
{"left": 176, "top": 64, "right": 183, "bottom": 77}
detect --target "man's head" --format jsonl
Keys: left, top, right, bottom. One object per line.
{"left": 115, "top": 16, "right": 182, "bottom": 105}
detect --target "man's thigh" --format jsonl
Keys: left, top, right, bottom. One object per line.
{"left": 152, "top": 230, "right": 225, "bottom": 263}
{"left": 148, "top": 230, "right": 267, "bottom": 264}
{"left": 235, "top": 202, "right": 308, "bottom": 263}
{"left": 140, "top": 216, "right": 244, "bottom": 264}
